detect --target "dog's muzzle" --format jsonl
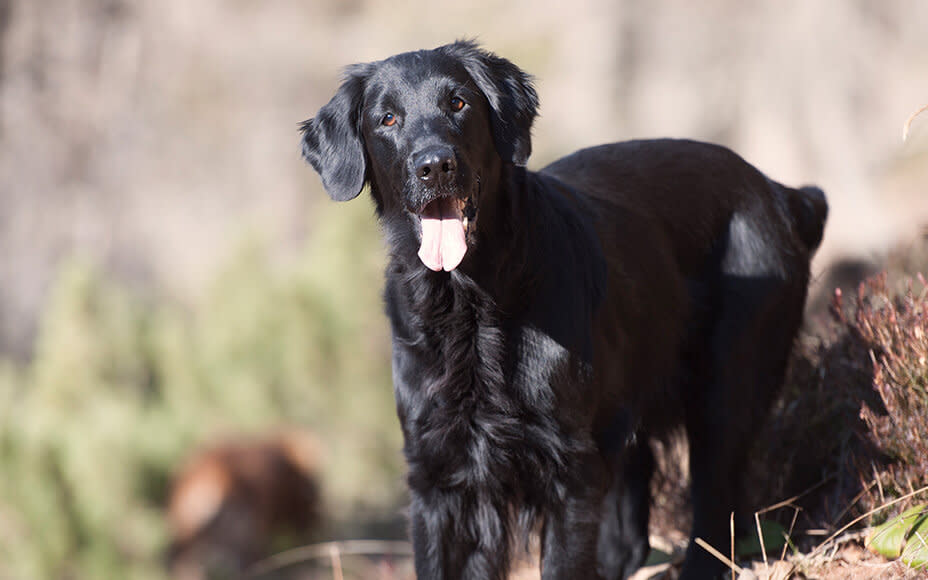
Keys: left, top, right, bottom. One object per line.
{"left": 410, "top": 146, "right": 477, "bottom": 272}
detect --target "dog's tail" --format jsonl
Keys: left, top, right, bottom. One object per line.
{"left": 786, "top": 185, "right": 828, "bottom": 252}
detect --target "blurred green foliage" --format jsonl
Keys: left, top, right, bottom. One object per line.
{"left": 0, "top": 201, "right": 403, "bottom": 579}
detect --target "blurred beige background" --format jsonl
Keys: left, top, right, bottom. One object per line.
{"left": 2, "top": 2, "right": 928, "bottom": 578}
{"left": 2, "top": 0, "right": 927, "bottom": 351}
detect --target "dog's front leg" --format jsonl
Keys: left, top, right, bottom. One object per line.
{"left": 540, "top": 465, "right": 608, "bottom": 580}
{"left": 409, "top": 498, "right": 446, "bottom": 580}
{"left": 409, "top": 490, "right": 511, "bottom": 580}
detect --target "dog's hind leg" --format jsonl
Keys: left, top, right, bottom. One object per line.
{"left": 596, "top": 437, "right": 654, "bottom": 580}
{"left": 680, "top": 215, "right": 809, "bottom": 580}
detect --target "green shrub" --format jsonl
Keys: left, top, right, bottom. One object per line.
{"left": 0, "top": 201, "right": 403, "bottom": 579}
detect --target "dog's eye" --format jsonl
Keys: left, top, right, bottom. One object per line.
{"left": 381, "top": 113, "right": 397, "bottom": 127}
{"left": 450, "top": 97, "right": 465, "bottom": 111}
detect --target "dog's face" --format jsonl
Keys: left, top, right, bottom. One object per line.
{"left": 301, "top": 41, "right": 538, "bottom": 271}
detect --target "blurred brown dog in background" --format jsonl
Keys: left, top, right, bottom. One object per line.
{"left": 165, "top": 430, "right": 323, "bottom": 580}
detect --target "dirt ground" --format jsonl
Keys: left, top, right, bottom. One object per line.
{"left": 250, "top": 535, "right": 927, "bottom": 579}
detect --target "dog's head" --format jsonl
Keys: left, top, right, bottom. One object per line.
{"left": 300, "top": 41, "right": 538, "bottom": 271}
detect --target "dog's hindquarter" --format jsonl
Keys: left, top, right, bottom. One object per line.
{"left": 538, "top": 140, "right": 743, "bottom": 434}
{"left": 542, "top": 138, "right": 827, "bottom": 578}
{"left": 541, "top": 139, "right": 823, "bottom": 421}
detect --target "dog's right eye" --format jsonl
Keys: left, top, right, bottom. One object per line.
{"left": 381, "top": 113, "right": 397, "bottom": 127}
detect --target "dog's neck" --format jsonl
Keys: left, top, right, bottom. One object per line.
{"left": 376, "top": 166, "right": 535, "bottom": 299}
{"left": 381, "top": 165, "right": 606, "bottom": 362}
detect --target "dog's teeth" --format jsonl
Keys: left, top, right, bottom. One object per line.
{"left": 463, "top": 216, "right": 469, "bottom": 230}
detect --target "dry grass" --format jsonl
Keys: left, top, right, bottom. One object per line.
{"left": 248, "top": 540, "right": 414, "bottom": 579}
{"left": 708, "top": 264, "right": 928, "bottom": 579}
{"left": 834, "top": 273, "right": 928, "bottom": 516}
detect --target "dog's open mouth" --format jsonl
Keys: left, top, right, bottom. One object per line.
{"left": 417, "top": 195, "right": 476, "bottom": 272}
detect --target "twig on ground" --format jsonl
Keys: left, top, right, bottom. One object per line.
{"left": 756, "top": 476, "right": 831, "bottom": 515}
{"left": 730, "top": 512, "right": 736, "bottom": 579}
{"left": 246, "top": 540, "right": 413, "bottom": 578}
{"left": 694, "top": 537, "right": 744, "bottom": 575}
{"left": 755, "top": 511, "right": 769, "bottom": 570}
{"left": 330, "top": 543, "right": 344, "bottom": 580}
{"left": 782, "top": 506, "right": 800, "bottom": 563}
{"left": 807, "top": 484, "right": 928, "bottom": 561}
{"left": 903, "top": 103, "right": 928, "bottom": 141}
{"left": 829, "top": 479, "right": 877, "bottom": 530}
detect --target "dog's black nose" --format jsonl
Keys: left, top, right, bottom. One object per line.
{"left": 414, "top": 147, "right": 456, "bottom": 184}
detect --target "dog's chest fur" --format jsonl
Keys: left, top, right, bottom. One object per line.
{"left": 387, "top": 267, "right": 581, "bottom": 505}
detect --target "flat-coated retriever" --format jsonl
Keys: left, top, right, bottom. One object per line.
{"left": 300, "top": 41, "right": 827, "bottom": 580}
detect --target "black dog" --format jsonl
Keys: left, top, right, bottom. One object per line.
{"left": 300, "top": 41, "right": 826, "bottom": 580}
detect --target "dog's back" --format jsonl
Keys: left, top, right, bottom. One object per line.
{"left": 542, "top": 137, "right": 827, "bottom": 414}
{"left": 542, "top": 139, "right": 825, "bottom": 268}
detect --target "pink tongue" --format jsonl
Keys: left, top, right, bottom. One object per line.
{"left": 418, "top": 198, "right": 467, "bottom": 272}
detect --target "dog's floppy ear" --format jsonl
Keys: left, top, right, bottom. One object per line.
{"left": 300, "top": 66, "right": 369, "bottom": 201}
{"left": 447, "top": 41, "right": 539, "bottom": 166}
